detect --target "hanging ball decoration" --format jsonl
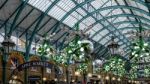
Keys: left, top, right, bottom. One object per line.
{"left": 80, "top": 40, "right": 94, "bottom": 53}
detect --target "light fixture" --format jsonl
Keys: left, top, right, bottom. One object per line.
{"left": 88, "top": 73, "right": 92, "bottom": 77}
{"left": 144, "top": 43, "right": 148, "bottom": 46}
{"left": 64, "top": 79, "right": 66, "bottom": 82}
{"left": 105, "top": 76, "right": 109, "bottom": 80}
{"left": 12, "top": 75, "right": 17, "bottom": 79}
{"left": 1, "top": 37, "right": 15, "bottom": 54}
{"left": 117, "top": 78, "right": 121, "bottom": 81}
{"left": 75, "top": 71, "right": 80, "bottom": 76}
{"left": 98, "top": 75, "right": 101, "bottom": 79}
{"left": 54, "top": 78, "right": 57, "bottom": 81}
{"left": 43, "top": 77, "right": 47, "bottom": 81}
{"left": 80, "top": 47, "right": 84, "bottom": 52}
{"left": 112, "top": 77, "right": 116, "bottom": 80}
{"left": 107, "top": 36, "right": 119, "bottom": 55}
{"left": 128, "top": 80, "right": 131, "bottom": 83}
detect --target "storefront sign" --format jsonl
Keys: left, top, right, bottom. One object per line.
{"left": 17, "top": 61, "right": 53, "bottom": 71}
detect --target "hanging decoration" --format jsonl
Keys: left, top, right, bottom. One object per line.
{"left": 129, "top": 24, "right": 150, "bottom": 78}
{"left": 37, "top": 23, "right": 93, "bottom": 73}
{"left": 37, "top": 36, "right": 55, "bottom": 60}
{"left": 63, "top": 23, "right": 93, "bottom": 72}
{"left": 103, "top": 56, "right": 127, "bottom": 77}
{"left": 128, "top": 64, "right": 138, "bottom": 79}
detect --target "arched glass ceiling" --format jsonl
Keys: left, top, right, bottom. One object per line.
{"left": 7, "top": 0, "right": 150, "bottom": 58}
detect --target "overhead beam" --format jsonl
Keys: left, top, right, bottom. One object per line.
{"left": 8, "top": 0, "right": 30, "bottom": 37}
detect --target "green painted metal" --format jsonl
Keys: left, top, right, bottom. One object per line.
{"left": 24, "top": 0, "right": 61, "bottom": 56}
{"left": 76, "top": 6, "right": 150, "bottom": 29}
{"left": 114, "top": 0, "right": 137, "bottom": 28}
{"left": 24, "top": 32, "right": 29, "bottom": 84}
{"left": 106, "top": 21, "right": 150, "bottom": 29}
{"left": 71, "top": 0, "right": 109, "bottom": 28}
{"left": 95, "top": 45, "right": 104, "bottom": 54}
{"left": 44, "top": 22, "right": 59, "bottom": 36}
{"left": 91, "top": 14, "right": 150, "bottom": 27}
{"left": 2, "top": 52, "right": 7, "bottom": 84}
{"left": 0, "top": 3, "right": 25, "bottom": 30}
{"left": 1, "top": 1, "right": 29, "bottom": 83}
{"left": 23, "top": 1, "right": 60, "bottom": 83}
{"left": 60, "top": 0, "right": 94, "bottom": 22}
{"left": 69, "top": 0, "right": 131, "bottom": 57}
{"left": 59, "top": 33, "right": 70, "bottom": 50}
{"left": 94, "top": 45, "right": 103, "bottom": 52}
{"left": 19, "top": 15, "right": 42, "bottom": 38}
{"left": 58, "top": 33, "right": 70, "bottom": 50}
{"left": 37, "top": 18, "right": 52, "bottom": 32}
{"left": 91, "top": 21, "right": 149, "bottom": 41}
{"left": 54, "top": 32, "right": 68, "bottom": 43}
{"left": 8, "top": 0, "right": 29, "bottom": 37}
{"left": 50, "top": 23, "right": 61, "bottom": 35}
{"left": 14, "top": 8, "right": 34, "bottom": 29}
{"left": 77, "top": 1, "right": 131, "bottom": 49}
{"left": 97, "top": 27, "right": 144, "bottom": 43}
{"left": 99, "top": 50, "right": 109, "bottom": 58}
{"left": 97, "top": 48, "right": 108, "bottom": 57}
{"left": 0, "top": 0, "right": 8, "bottom": 10}
{"left": 55, "top": 0, "right": 95, "bottom": 49}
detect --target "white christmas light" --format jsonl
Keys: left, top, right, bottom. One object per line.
{"left": 68, "top": 50, "right": 72, "bottom": 53}
{"left": 80, "top": 47, "right": 84, "bottom": 52}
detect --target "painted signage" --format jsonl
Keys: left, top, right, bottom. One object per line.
{"left": 17, "top": 61, "right": 53, "bottom": 71}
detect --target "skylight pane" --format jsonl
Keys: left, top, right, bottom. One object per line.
{"left": 76, "top": 8, "right": 87, "bottom": 16}
{"left": 82, "top": 16, "right": 95, "bottom": 26}
{"left": 100, "top": 39, "right": 108, "bottom": 45}
{"left": 100, "top": 29, "right": 109, "bottom": 36}
{"left": 48, "top": 6, "right": 66, "bottom": 20}
{"left": 28, "top": 0, "right": 52, "bottom": 12}
{"left": 92, "top": 24, "right": 103, "bottom": 31}
{"left": 63, "top": 15, "right": 77, "bottom": 27}
{"left": 57, "top": 0, "right": 75, "bottom": 12}
{"left": 91, "top": 0, "right": 104, "bottom": 9}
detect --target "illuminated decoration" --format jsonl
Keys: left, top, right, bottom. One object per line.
{"left": 37, "top": 23, "right": 93, "bottom": 74}
{"left": 105, "top": 76, "right": 109, "bottom": 80}
{"left": 62, "top": 23, "right": 93, "bottom": 72}
{"left": 93, "top": 59, "right": 103, "bottom": 73}
{"left": 117, "top": 78, "right": 121, "bottom": 81}
{"left": 129, "top": 64, "right": 138, "bottom": 79}
{"left": 87, "top": 73, "right": 92, "bottom": 77}
{"left": 144, "top": 67, "right": 150, "bottom": 77}
{"left": 43, "top": 77, "right": 47, "bottom": 81}
{"left": 75, "top": 71, "right": 80, "bottom": 76}
{"left": 37, "top": 35, "right": 55, "bottom": 59}
{"left": 98, "top": 75, "right": 101, "bottom": 78}
{"left": 103, "top": 56, "right": 127, "bottom": 77}
{"left": 112, "top": 77, "right": 116, "bottom": 80}
{"left": 129, "top": 25, "right": 150, "bottom": 78}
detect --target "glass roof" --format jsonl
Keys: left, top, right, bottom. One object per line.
{"left": 27, "top": 0, "right": 150, "bottom": 57}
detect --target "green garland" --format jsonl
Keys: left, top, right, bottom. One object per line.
{"left": 103, "top": 56, "right": 127, "bottom": 77}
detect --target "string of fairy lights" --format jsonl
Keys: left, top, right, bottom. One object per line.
{"left": 37, "top": 23, "right": 150, "bottom": 82}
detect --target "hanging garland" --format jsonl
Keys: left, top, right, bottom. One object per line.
{"left": 103, "top": 56, "right": 127, "bottom": 77}
{"left": 37, "top": 39, "right": 55, "bottom": 59}
{"left": 129, "top": 64, "right": 138, "bottom": 79}
{"left": 144, "top": 67, "right": 150, "bottom": 77}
